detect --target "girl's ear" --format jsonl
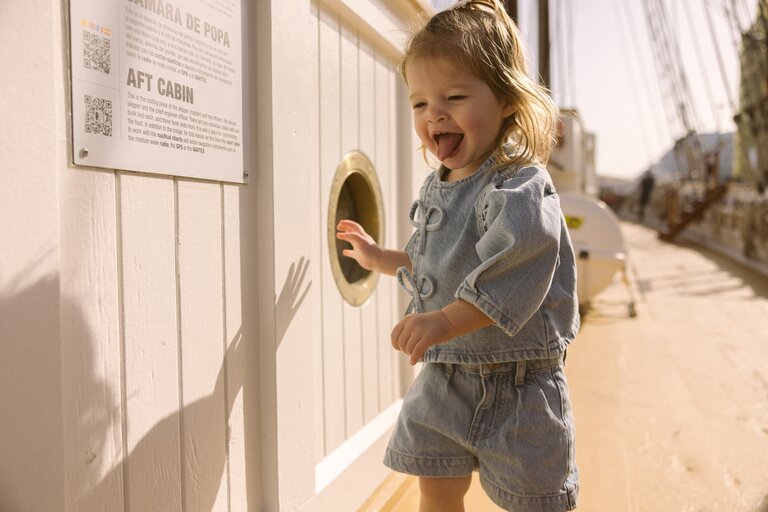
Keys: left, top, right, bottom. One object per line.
{"left": 501, "top": 99, "right": 517, "bottom": 119}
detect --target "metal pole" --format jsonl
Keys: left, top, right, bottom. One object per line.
{"left": 504, "top": 0, "right": 518, "bottom": 23}
{"left": 539, "top": 0, "right": 550, "bottom": 88}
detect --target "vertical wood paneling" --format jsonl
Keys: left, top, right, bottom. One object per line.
{"left": 315, "top": 4, "right": 409, "bottom": 475}
{"left": 375, "top": 53, "right": 396, "bottom": 408}
{"left": 389, "top": 67, "right": 405, "bottom": 402}
{"left": 53, "top": 2, "right": 418, "bottom": 509}
{"left": 308, "top": 1, "right": 327, "bottom": 466}
{"left": 319, "top": 8, "right": 347, "bottom": 454}
{"left": 177, "top": 180, "right": 228, "bottom": 512}
{"left": 358, "top": 38, "right": 381, "bottom": 424}
{"left": 340, "top": 24, "right": 365, "bottom": 437}
{"left": 271, "top": 0, "right": 323, "bottom": 504}
{"left": 119, "top": 173, "right": 182, "bottom": 512}
{"left": 222, "top": 184, "right": 247, "bottom": 512}
{"left": 60, "top": 170, "right": 124, "bottom": 512}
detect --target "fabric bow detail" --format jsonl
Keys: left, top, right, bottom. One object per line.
{"left": 396, "top": 267, "right": 435, "bottom": 315}
{"left": 409, "top": 200, "right": 445, "bottom": 255}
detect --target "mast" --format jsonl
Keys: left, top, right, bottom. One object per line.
{"left": 539, "top": 0, "right": 550, "bottom": 88}
{"left": 504, "top": 0, "right": 518, "bottom": 23}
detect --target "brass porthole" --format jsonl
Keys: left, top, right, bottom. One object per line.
{"left": 328, "top": 151, "right": 385, "bottom": 306}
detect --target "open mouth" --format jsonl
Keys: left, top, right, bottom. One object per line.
{"left": 434, "top": 132, "right": 464, "bottom": 161}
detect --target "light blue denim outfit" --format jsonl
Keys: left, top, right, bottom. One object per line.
{"left": 384, "top": 157, "right": 580, "bottom": 511}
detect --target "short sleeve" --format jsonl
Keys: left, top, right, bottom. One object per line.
{"left": 455, "top": 167, "right": 562, "bottom": 336}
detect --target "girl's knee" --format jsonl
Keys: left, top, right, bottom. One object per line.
{"left": 419, "top": 475, "right": 472, "bottom": 510}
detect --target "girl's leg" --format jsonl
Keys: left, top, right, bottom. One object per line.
{"left": 418, "top": 475, "right": 472, "bottom": 512}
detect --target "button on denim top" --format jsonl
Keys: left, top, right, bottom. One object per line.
{"left": 398, "top": 156, "right": 579, "bottom": 364}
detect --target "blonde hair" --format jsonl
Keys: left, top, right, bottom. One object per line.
{"left": 400, "top": 0, "right": 559, "bottom": 167}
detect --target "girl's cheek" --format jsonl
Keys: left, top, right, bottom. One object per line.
{"left": 415, "top": 126, "right": 430, "bottom": 146}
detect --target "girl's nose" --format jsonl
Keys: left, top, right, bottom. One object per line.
{"left": 426, "top": 104, "right": 447, "bottom": 122}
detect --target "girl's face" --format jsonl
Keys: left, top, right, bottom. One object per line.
{"left": 406, "top": 57, "right": 515, "bottom": 180}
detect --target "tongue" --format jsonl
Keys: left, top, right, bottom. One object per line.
{"left": 436, "top": 133, "right": 463, "bottom": 161}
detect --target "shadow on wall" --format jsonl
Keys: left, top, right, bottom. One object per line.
{"left": 75, "top": 329, "right": 246, "bottom": 512}
{"left": 0, "top": 273, "right": 247, "bottom": 511}
{"left": 0, "top": 255, "right": 311, "bottom": 511}
{"left": 275, "top": 256, "right": 311, "bottom": 347}
{"left": 0, "top": 273, "right": 64, "bottom": 511}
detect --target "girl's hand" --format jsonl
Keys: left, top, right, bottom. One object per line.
{"left": 336, "top": 220, "right": 382, "bottom": 271}
{"left": 391, "top": 310, "right": 454, "bottom": 365}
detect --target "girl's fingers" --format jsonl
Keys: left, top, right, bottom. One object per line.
{"left": 337, "top": 219, "right": 363, "bottom": 233}
{"left": 343, "top": 232, "right": 361, "bottom": 244}
{"left": 409, "top": 344, "right": 423, "bottom": 365}
{"left": 391, "top": 321, "right": 405, "bottom": 350}
{"left": 400, "top": 329, "right": 418, "bottom": 356}
{"left": 405, "top": 332, "right": 421, "bottom": 358}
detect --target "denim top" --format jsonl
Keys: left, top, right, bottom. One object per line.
{"left": 398, "top": 156, "right": 579, "bottom": 363}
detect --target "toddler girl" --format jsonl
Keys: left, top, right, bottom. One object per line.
{"left": 336, "top": 1, "right": 579, "bottom": 510}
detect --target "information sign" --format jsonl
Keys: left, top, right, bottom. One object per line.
{"left": 69, "top": 0, "right": 244, "bottom": 182}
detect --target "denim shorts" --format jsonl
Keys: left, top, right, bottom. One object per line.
{"left": 383, "top": 358, "right": 578, "bottom": 511}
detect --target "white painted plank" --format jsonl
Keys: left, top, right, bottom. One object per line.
{"left": 222, "top": 184, "right": 247, "bottom": 511}
{"left": 177, "top": 180, "right": 227, "bottom": 512}
{"left": 314, "top": 400, "right": 402, "bottom": 494}
{"left": 387, "top": 54, "right": 401, "bottom": 407}
{"left": 376, "top": 53, "right": 396, "bottom": 408}
{"left": 271, "top": 0, "right": 322, "bottom": 505}
{"left": 308, "top": 1, "right": 327, "bottom": 467}
{"left": 358, "top": 37, "right": 381, "bottom": 424}
{"left": 60, "top": 169, "right": 124, "bottom": 512}
{"left": 395, "top": 74, "right": 424, "bottom": 399}
{"left": 119, "top": 173, "right": 182, "bottom": 512}
{"left": 341, "top": 22, "right": 365, "bottom": 438}
{"left": 317, "top": 0, "right": 418, "bottom": 57}
{"left": 0, "top": 3, "right": 63, "bottom": 510}
{"left": 388, "top": 58, "right": 401, "bottom": 406}
{"left": 319, "top": 7, "right": 347, "bottom": 455}
{"left": 306, "top": 415, "right": 399, "bottom": 512}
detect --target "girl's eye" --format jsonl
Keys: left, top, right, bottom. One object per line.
{"left": 412, "top": 102, "right": 426, "bottom": 110}
{"left": 448, "top": 95, "right": 466, "bottom": 101}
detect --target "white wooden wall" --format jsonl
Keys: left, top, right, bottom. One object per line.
{"left": 0, "top": 0, "right": 430, "bottom": 510}
{"left": 1, "top": 2, "right": 255, "bottom": 511}
{"left": 314, "top": 1, "right": 401, "bottom": 458}
{"left": 59, "top": 175, "right": 251, "bottom": 512}
{"left": 262, "top": 0, "right": 428, "bottom": 509}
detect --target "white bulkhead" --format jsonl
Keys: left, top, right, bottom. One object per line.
{"left": 0, "top": 0, "right": 432, "bottom": 511}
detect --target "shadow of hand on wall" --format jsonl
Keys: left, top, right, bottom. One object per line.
{"left": 74, "top": 328, "right": 247, "bottom": 511}
{"left": 275, "top": 257, "right": 311, "bottom": 346}
{"left": 0, "top": 259, "right": 310, "bottom": 510}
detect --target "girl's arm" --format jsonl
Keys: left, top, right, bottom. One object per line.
{"left": 441, "top": 299, "right": 494, "bottom": 336}
{"left": 336, "top": 220, "right": 412, "bottom": 276}
{"left": 391, "top": 299, "right": 493, "bottom": 365}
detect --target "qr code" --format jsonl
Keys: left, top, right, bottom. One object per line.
{"left": 83, "top": 30, "right": 111, "bottom": 74}
{"left": 84, "top": 95, "right": 112, "bottom": 136}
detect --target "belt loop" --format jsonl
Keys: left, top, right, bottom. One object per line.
{"left": 444, "top": 363, "right": 454, "bottom": 376}
{"left": 515, "top": 360, "right": 527, "bottom": 386}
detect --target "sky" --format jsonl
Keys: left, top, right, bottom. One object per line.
{"left": 429, "top": 0, "right": 757, "bottom": 179}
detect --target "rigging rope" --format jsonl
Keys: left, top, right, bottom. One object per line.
{"left": 611, "top": 0, "right": 654, "bottom": 161}
{"left": 619, "top": 0, "right": 671, "bottom": 149}
{"left": 682, "top": 0, "right": 722, "bottom": 130}
{"left": 702, "top": 0, "right": 738, "bottom": 112}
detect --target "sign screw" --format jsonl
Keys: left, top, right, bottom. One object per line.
{"left": 79, "top": 148, "right": 89, "bottom": 159}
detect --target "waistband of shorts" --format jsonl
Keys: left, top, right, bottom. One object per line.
{"left": 441, "top": 355, "right": 563, "bottom": 377}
